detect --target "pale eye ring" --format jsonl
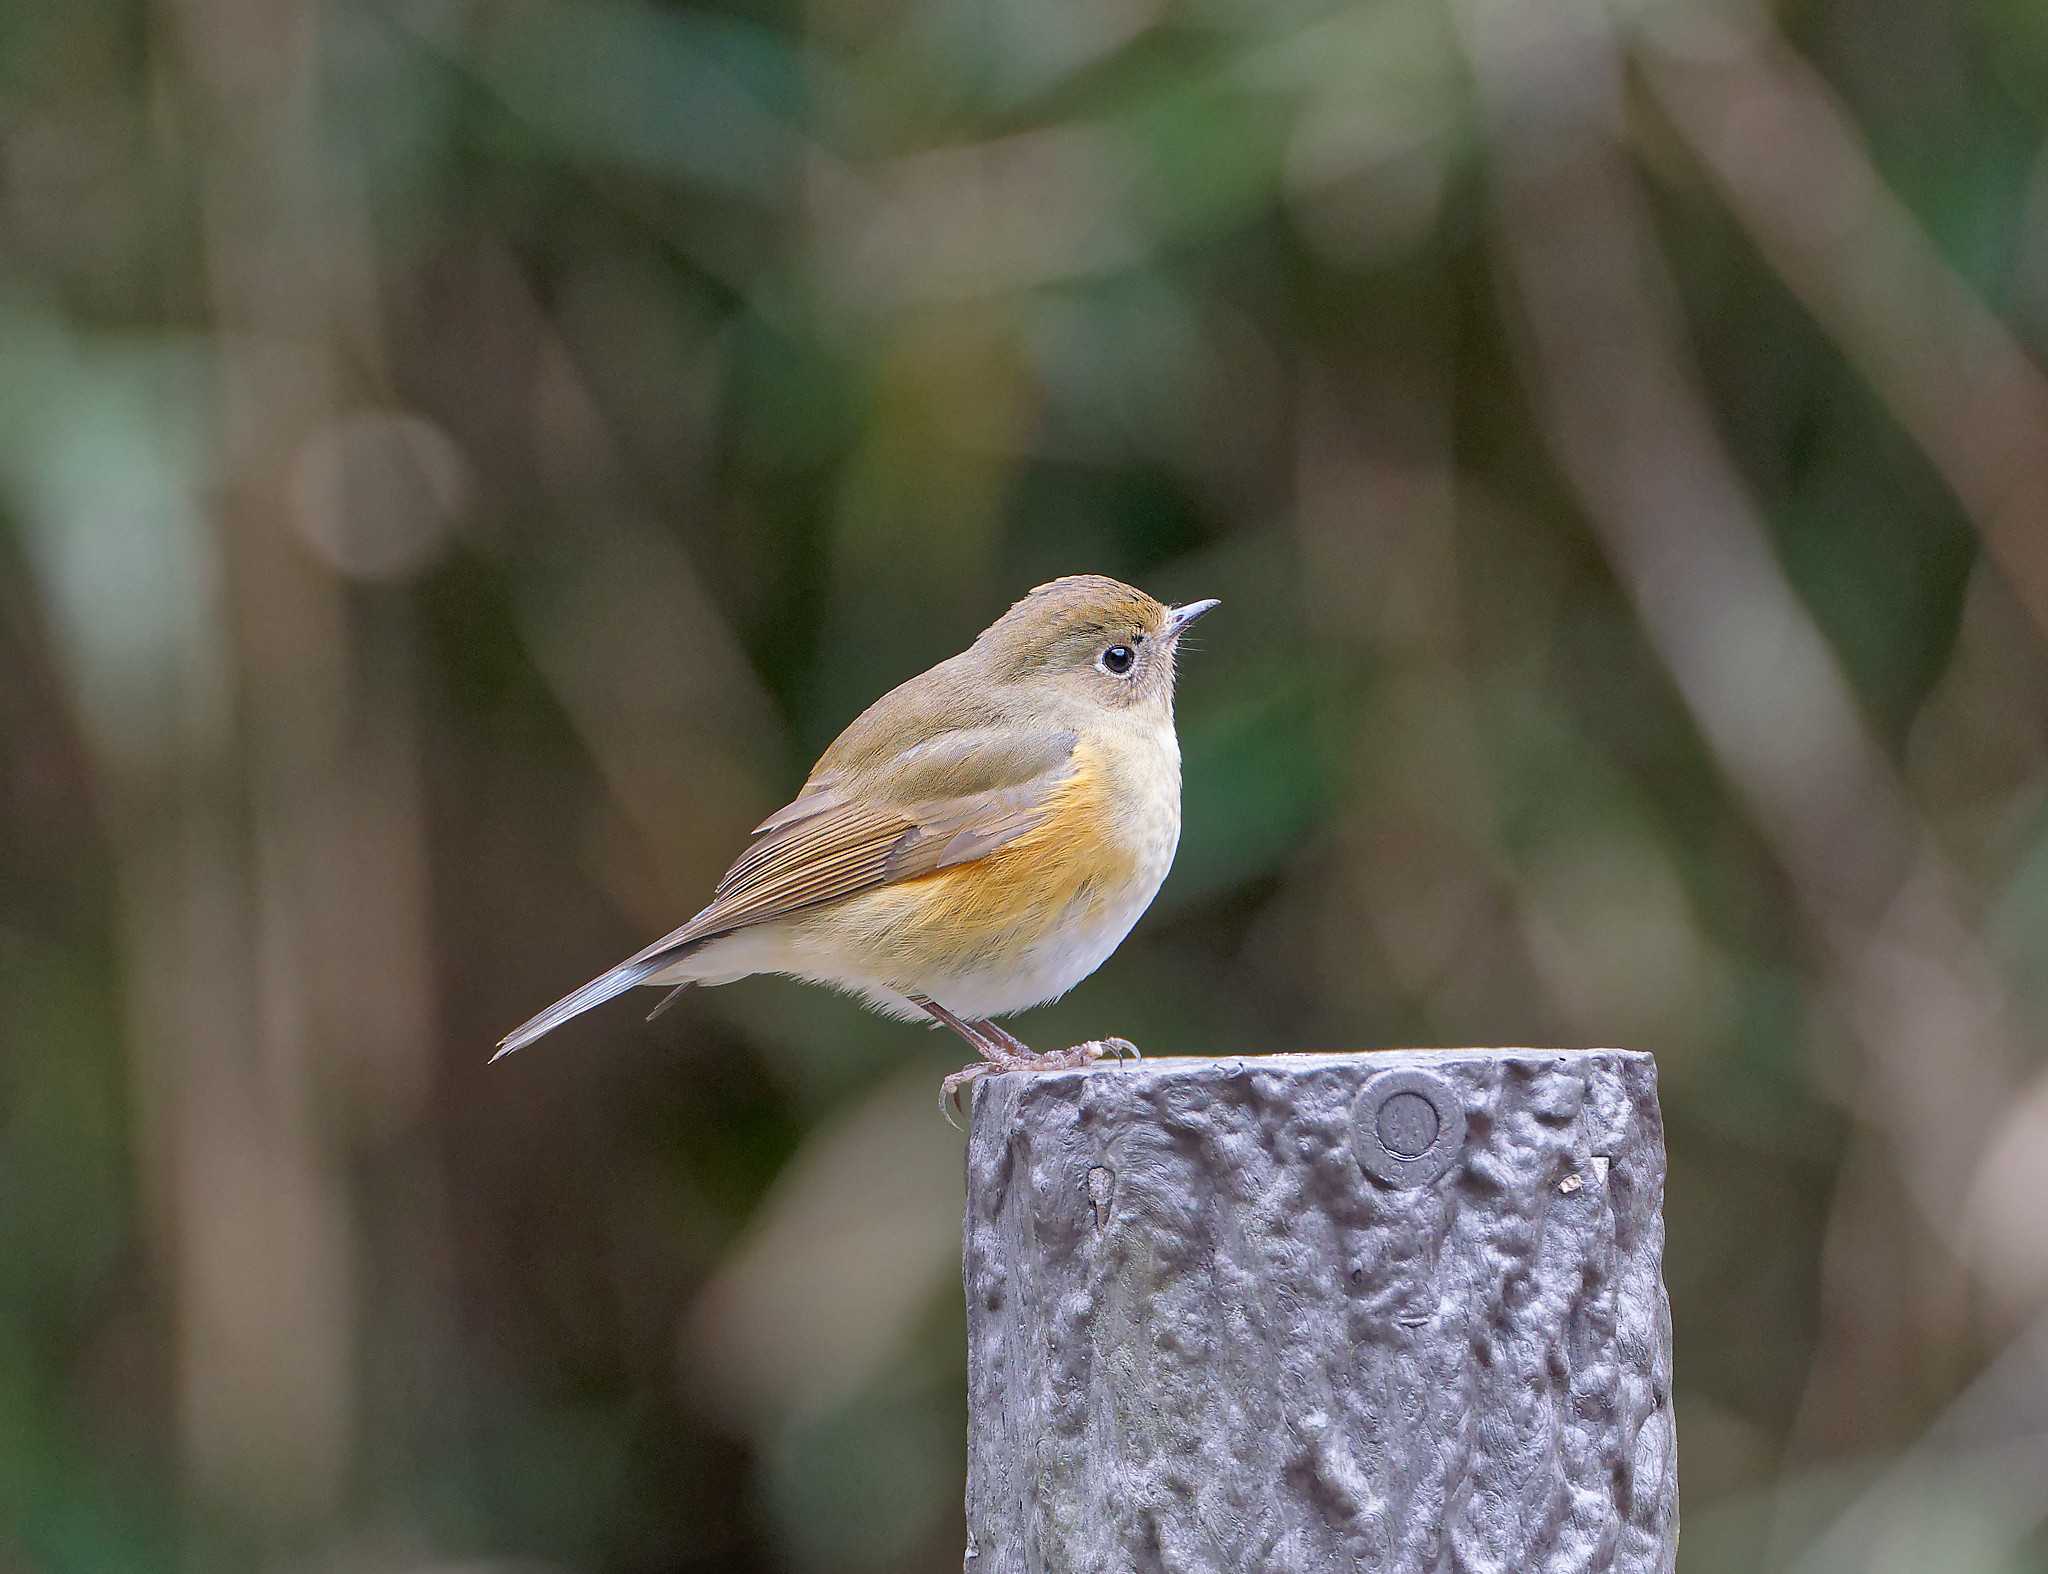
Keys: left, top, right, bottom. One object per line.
{"left": 1100, "top": 644, "right": 1136, "bottom": 676}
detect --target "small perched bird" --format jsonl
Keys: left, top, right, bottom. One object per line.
{"left": 495, "top": 574, "right": 1217, "bottom": 1111}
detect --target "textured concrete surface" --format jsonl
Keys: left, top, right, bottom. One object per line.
{"left": 962, "top": 1050, "right": 1675, "bottom": 1573}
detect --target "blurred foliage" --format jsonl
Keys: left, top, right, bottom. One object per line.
{"left": 4, "top": 0, "right": 2048, "bottom": 1569}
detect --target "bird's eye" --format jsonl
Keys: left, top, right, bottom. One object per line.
{"left": 1100, "top": 644, "right": 1136, "bottom": 675}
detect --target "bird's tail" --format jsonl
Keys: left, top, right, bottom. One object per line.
{"left": 493, "top": 956, "right": 670, "bottom": 1061}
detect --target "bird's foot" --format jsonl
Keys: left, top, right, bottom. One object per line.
{"left": 939, "top": 1037, "right": 1144, "bottom": 1125}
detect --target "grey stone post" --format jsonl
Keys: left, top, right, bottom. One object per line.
{"left": 962, "top": 1050, "right": 1676, "bottom": 1573}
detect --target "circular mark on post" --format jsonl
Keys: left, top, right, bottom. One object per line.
{"left": 1376, "top": 1091, "right": 1439, "bottom": 1157}
{"left": 1353, "top": 1070, "right": 1467, "bottom": 1189}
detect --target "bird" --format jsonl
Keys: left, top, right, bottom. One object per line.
{"left": 494, "top": 574, "right": 1218, "bottom": 1113}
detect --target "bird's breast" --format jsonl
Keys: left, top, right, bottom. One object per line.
{"left": 973, "top": 724, "right": 1180, "bottom": 927}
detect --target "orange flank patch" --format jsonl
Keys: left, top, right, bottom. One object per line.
{"left": 793, "top": 742, "right": 1141, "bottom": 984}
{"left": 903, "top": 746, "right": 1137, "bottom": 924}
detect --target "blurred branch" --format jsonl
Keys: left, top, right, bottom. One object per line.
{"left": 508, "top": 286, "right": 793, "bottom": 902}
{"left": 1449, "top": 0, "right": 2029, "bottom": 1477}
{"left": 133, "top": 0, "right": 369, "bottom": 1523}
{"left": 1634, "top": 11, "right": 2048, "bottom": 653}
{"left": 376, "top": 0, "right": 823, "bottom": 305}
{"left": 684, "top": 1064, "right": 965, "bottom": 1429}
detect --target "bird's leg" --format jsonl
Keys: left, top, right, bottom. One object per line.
{"left": 970, "top": 1019, "right": 1138, "bottom": 1064}
{"left": 938, "top": 1012, "right": 1143, "bottom": 1119}
{"left": 970, "top": 1018, "right": 1141, "bottom": 1068}
{"left": 919, "top": 999, "right": 1146, "bottom": 1123}
{"left": 915, "top": 997, "right": 1010, "bottom": 1062}
{"left": 967, "top": 1017, "right": 1033, "bottom": 1057}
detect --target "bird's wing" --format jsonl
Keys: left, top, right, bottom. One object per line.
{"left": 492, "top": 727, "right": 1076, "bottom": 1056}
{"left": 684, "top": 724, "right": 1078, "bottom": 942}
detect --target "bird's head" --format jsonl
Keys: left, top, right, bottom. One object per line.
{"left": 974, "top": 574, "right": 1219, "bottom": 716}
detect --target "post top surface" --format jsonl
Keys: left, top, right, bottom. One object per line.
{"left": 994, "top": 1046, "right": 1649, "bottom": 1078}
{"left": 966, "top": 1047, "right": 1656, "bottom": 1114}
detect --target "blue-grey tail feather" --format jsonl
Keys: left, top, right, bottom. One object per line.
{"left": 492, "top": 957, "right": 666, "bottom": 1060}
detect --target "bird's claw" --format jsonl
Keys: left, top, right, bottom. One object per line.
{"left": 1086, "top": 1036, "right": 1142, "bottom": 1067}
{"left": 939, "top": 1036, "right": 1144, "bottom": 1124}
{"left": 941, "top": 1064, "right": 990, "bottom": 1128}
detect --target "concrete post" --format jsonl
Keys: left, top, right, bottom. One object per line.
{"left": 962, "top": 1050, "right": 1676, "bottom": 1573}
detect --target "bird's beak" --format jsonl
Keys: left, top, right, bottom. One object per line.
{"left": 1163, "top": 598, "right": 1220, "bottom": 639}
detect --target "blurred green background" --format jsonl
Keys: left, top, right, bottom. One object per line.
{"left": 6, "top": 0, "right": 2048, "bottom": 1567}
